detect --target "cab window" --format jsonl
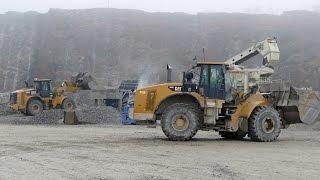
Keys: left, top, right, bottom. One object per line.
{"left": 200, "top": 65, "right": 209, "bottom": 87}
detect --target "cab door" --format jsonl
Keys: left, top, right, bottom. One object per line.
{"left": 41, "top": 81, "right": 52, "bottom": 97}
{"left": 34, "top": 81, "right": 52, "bottom": 98}
{"left": 199, "top": 64, "right": 226, "bottom": 100}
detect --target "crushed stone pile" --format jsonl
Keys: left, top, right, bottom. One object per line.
{"left": 67, "top": 90, "right": 99, "bottom": 109}
{"left": 0, "top": 103, "right": 64, "bottom": 125}
{"left": 75, "top": 106, "right": 120, "bottom": 125}
{"left": 7, "top": 110, "right": 65, "bottom": 125}
{"left": 67, "top": 90, "right": 95, "bottom": 108}
{"left": 30, "top": 109, "right": 64, "bottom": 124}
{"left": 69, "top": 90, "right": 121, "bottom": 125}
{"left": 0, "top": 91, "right": 121, "bottom": 125}
{"left": 0, "top": 93, "right": 9, "bottom": 104}
{"left": 0, "top": 103, "right": 18, "bottom": 116}
{"left": 0, "top": 106, "right": 120, "bottom": 125}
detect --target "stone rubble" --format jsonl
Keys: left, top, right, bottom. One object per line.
{"left": 68, "top": 90, "right": 121, "bottom": 125}
{"left": 0, "top": 93, "right": 9, "bottom": 104}
{"left": 75, "top": 106, "right": 120, "bottom": 125}
{"left": 0, "top": 91, "right": 121, "bottom": 125}
{"left": 0, "top": 103, "right": 18, "bottom": 116}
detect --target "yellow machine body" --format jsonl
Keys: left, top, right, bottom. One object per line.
{"left": 9, "top": 88, "right": 67, "bottom": 114}
{"left": 131, "top": 82, "right": 270, "bottom": 131}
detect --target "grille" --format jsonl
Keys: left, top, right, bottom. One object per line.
{"left": 10, "top": 93, "right": 17, "bottom": 104}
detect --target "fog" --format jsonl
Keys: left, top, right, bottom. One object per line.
{"left": 1, "top": 0, "right": 320, "bottom": 14}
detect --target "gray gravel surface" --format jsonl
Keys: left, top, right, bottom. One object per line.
{"left": 0, "top": 125, "right": 319, "bottom": 180}
{"left": 0, "top": 95, "right": 319, "bottom": 179}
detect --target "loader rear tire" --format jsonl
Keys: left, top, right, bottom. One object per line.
{"left": 27, "top": 99, "right": 43, "bottom": 116}
{"left": 161, "top": 103, "right": 200, "bottom": 141}
{"left": 248, "top": 106, "right": 281, "bottom": 142}
{"left": 219, "top": 130, "right": 247, "bottom": 140}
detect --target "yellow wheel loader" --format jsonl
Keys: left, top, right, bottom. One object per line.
{"left": 9, "top": 72, "right": 94, "bottom": 116}
{"left": 130, "top": 37, "right": 320, "bottom": 142}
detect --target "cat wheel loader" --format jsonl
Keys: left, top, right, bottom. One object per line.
{"left": 130, "top": 37, "right": 320, "bottom": 142}
{"left": 9, "top": 72, "right": 94, "bottom": 116}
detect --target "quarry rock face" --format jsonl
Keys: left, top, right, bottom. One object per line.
{"left": 0, "top": 9, "right": 319, "bottom": 92}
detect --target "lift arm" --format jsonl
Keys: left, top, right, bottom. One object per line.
{"left": 54, "top": 72, "right": 96, "bottom": 94}
{"left": 225, "top": 37, "right": 280, "bottom": 68}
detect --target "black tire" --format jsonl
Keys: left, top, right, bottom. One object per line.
{"left": 161, "top": 103, "right": 200, "bottom": 141}
{"left": 27, "top": 99, "right": 43, "bottom": 116}
{"left": 248, "top": 106, "right": 281, "bottom": 142}
{"left": 219, "top": 130, "right": 247, "bottom": 140}
{"left": 62, "top": 98, "right": 75, "bottom": 111}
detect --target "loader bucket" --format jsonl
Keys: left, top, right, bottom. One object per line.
{"left": 260, "top": 82, "right": 320, "bottom": 125}
{"left": 296, "top": 90, "right": 320, "bottom": 124}
{"left": 281, "top": 90, "right": 320, "bottom": 125}
{"left": 71, "top": 72, "right": 95, "bottom": 90}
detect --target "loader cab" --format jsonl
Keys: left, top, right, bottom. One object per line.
{"left": 33, "top": 79, "right": 53, "bottom": 98}
{"left": 196, "top": 62, "right": 231, "bottom": 100}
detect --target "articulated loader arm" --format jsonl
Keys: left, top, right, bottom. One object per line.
{"left": 55, "top": 72, "right": 96, "bottom": 94}
{"left": 225, "top": 37, "right": 280, "bottom": 68}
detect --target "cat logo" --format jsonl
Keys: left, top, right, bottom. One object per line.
{"left": 168, "top": 86, "right": 182, "bottom": 92}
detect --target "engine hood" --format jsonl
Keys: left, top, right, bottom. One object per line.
{"left": 136, "top": 83, "right": 182, "bottom": 92}
{"left": 12, "top": 88, "right": 36, "bottom": 93}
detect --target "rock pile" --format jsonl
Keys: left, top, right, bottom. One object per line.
{"left": 67, "top": 90, "right": 95, "bottom": 108}
{"left": 0, "top": 103, "right": 18, "bottom": 116}
{"left": 0, "top": 93, "right": 9, "bottom": 104}
{"left": 69, "top": 90, "right": 121, "bottom": 125}
{"left": 24, "top": 104, "right": 121, "bottom": 125}
{"left": 30, "top": 110, "right": 64, "bottom": 124}
{"left": 0, "top": 100, "right": 120, "bottom": 125}
{"left": 76, "top": 106, "right": 120, "bottom": 125}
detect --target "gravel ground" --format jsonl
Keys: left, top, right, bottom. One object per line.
{"left": 0, "top": 123, "right": 319, "bottom": 180}
{"left": 0, "top": 102, "right": 319, "bottom": 179}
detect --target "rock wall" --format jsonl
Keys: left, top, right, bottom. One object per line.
{"left": 0, "top": 9, "right": 319, "bottom": 92}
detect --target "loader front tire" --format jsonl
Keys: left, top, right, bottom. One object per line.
{"left": 248, "top": 106, "right": 281, "bottom": 142}
{"left": 161, "top": 103, "right": 200, "bottom": 141}
{"left": 27, "top": 99, "right": 43, "bottom": 116}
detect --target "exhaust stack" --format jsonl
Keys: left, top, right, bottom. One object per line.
{"left": 167, "top": 64, "right": 172, "bottom": 83}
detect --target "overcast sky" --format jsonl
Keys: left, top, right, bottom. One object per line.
{"left": 1, "top": 0, "right": 320, "bottom": 14}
